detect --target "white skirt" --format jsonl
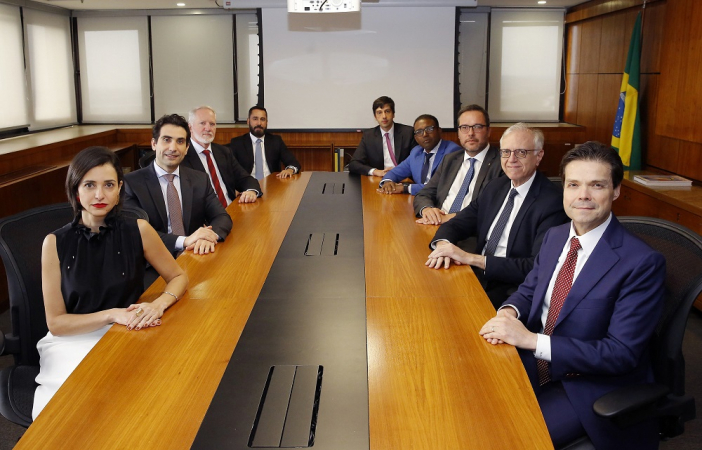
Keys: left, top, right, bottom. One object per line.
{"left": 32, "top": 324, "right": 112, "bottom": 420}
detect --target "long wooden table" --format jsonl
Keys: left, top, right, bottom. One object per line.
{"left": 15, "top": 172, "right": 551, "bottom": 449}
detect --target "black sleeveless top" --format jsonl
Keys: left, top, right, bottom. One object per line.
{"left": 52, "top": 214, "right": 146, "bottom": 314}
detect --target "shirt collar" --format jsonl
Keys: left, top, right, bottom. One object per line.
{"left": 424, "top": 139, "right": 442, "bottom": 155}
{"left": 464, "top": 143, "right": 490, "bottom": 163}
{"left": 382, "top": 124, "right": 395, "bottom": 137}
{"left": 153, "top": 160, "right": 180, "bottom": 179}
{"left": 567, "top": 213, "right": 612, "bottom": 257}
{"left": 250, "top": 133, "right": 264, "bottom": 144}
{"left": 190, "top": 138, "right": 209, "bottom": 154}
{"left": 511, "top": 170, "right": 537, "bottom": 197}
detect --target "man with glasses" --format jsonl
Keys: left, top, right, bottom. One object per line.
{"left": 377, "top": 114, "right": 461, "bottom": 195}
{"left": 414, "top": 104, "right": 503, "bottom": 224}
{"left": 348, "top": 96, "right": 415, "bottom": 177}
{"left": 425, "top": 123, "right": 568, "bottom": 308}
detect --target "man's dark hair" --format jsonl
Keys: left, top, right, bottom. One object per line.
{"left": 560, "top": 141, "right": 624, "bottom": 188}
{"left": 152, "top": 113, "right": 191, "bottom": 145}
{"left": 414, "top": 114, "right": 440, "bottom": 129}
{"left": 248, "top": 105, "right": 267, "bottom": 117}
{"left": 372, "top": 96, "right": 395, "bottom": 114}
{"left": 456, "top": 104, "right": 490, "bottom": 128}
{"left": 66, "top": 146, "right": 123, "bottom": 217}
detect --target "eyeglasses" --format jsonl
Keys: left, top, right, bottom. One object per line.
{"left": 413, "top": 126, "right": 436, "bottom": 136}
{"left": 457, "top": 124, "right": 487, "bottom": 133}
{"left": 499, "top": 149, "right": 539, "bottom": 159}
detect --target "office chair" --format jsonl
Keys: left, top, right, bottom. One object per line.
{"left": 0, "top": 204, "right": 148, "bottom": 427}
{"left": 139, "top": 151, "right": 156, "bottom": 169}
{"left": 561, "top": 216, "right": 701, "bottom": 450}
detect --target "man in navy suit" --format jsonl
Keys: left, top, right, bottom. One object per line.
{"left": 183, "top": 106, "right": 261, "bottom": 205}
{"left": 229, "top": 106, "right": 301, "bottom": 180}
{"left": 426, "top": 123, "right": 568, "bottom": 307}
{"left": 376, "top": 114, "right": 461, "bottom": 195}
{"left": 124, "top": 114, "right": 232, "bottom": 256}
{"left": 348, "top": 96, "right": 415, "bottom": 177}
{"left": 480, "top": 142, "right": 665, "bottom": 450}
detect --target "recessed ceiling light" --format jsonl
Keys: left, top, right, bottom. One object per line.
{"left": 538, "top": 1, "right": 547, "bottom": 4}
{"left": 177, "top": 2, "right": 186, "bottom": 6}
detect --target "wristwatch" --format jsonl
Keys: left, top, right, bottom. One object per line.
{"left": 402, "top": 182, "right": 410, "bottom": 194}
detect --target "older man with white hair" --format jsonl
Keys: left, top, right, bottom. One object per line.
{"left": 181, "top": 105, "right": 261, "bottom": 205}
{"left": 426, "top": 123, "right": 569, "bottom": 308}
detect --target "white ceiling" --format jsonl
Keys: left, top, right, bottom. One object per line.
{"left": 34, "top": 0, "right": 588, "bottom": 11}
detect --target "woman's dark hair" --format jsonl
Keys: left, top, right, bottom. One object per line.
{"left": 66, "top": 146, "right": 123, "bottom": 216}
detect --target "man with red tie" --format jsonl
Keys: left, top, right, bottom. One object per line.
{"left": 183, "top": 106, "right": 261, "bottom": 205}
{"left": 479, "top": 142, "right": 665, "bottom": 450}
{"left": 348, "top": 96, "right": 415, "bottom": 177}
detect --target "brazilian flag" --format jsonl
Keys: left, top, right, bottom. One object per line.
{"left": 611, "top": 12, "right": 642, "bottom": 170}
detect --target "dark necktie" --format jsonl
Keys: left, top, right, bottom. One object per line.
{"left": 255, "top": 138, "right": 264, "bottom": 180}
{"left": 420, "top": 152, "right": 432, "bottom": 185}
{"left": 537, "top": 237, "right": 582, "bottom": 386}
{"left": 203, "top": 149, "right": 227, "bottom": 208}
{"left": 384, "top": 133, "right": 398, "bottom": 166}
{"left": 483, "top": 188, "right": 519, "bottom": 256}
{"left": 163, "top": 173, "right": 185, "bottom": 236}
{"left": 448, "top": 158, "right": 476, "bottom": 214}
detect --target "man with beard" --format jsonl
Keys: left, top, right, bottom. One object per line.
{"left": 413, "top": 104, "right": 503, "bottom": 225}
{"left": 182, "top": 106, "right": 261, "bottom": 205}
{"left": 377, "top": 114, "right": 461, "bottom": 195}
{"left": 229, "top": 106, "right": 301, "bottom": 180}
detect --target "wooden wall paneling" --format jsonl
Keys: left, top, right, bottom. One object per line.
{"left": 638, "top": 74, "right": 678, "bottom": 173}
{"left": 579, "top": 19, "right": 603, "bottom": 73}
{"left": 595, "top": 74, "right": 622, "bottom": 145}
{"left": 656, "top": 0, "right": 702, "bottom": 144}
{"left": 288, "top": 146, "right": 334, "bottom": 171}
{"left": 640, "top": 1, "right": 665, "bottom": 74}
{"left": 567, "top": 23, "right": 582, "bottom": 74}
{"left": 676, "top": 141, "right": 702, "bottom": 183}
{"left": 566, "top": 0, "right": 663, "bottom": 23}
{"left": 575, "top": 74, "right": 600, "bottom": 134}
{"left": 564, "top": 74, "right": 580, "bottom": 123}
{"left": 597, "top": 9, "right": 634, "bottom": 74}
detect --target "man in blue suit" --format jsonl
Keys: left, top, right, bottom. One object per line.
{"left": 480, "top": 142, "right": 665, "bottom": 450}
{"left": 377, "top": 114, "right": 461, "bottom": 195}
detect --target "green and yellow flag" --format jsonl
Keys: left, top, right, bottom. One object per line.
{"left": 611, "top": 12, "right": 642, "bottom": 169}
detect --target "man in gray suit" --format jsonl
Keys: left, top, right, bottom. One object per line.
{"left": 414, "top": 104, "right": 503, "bottom": 225}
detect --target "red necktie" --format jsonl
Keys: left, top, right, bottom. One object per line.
{"left": 537, "top": 236, "right": 582, "bottom": 385}
{"left": 384, "top": 133, "right": 398, "bottom": 166}
{"left": 203, "top": 149, "right": 227, "bottom": 208}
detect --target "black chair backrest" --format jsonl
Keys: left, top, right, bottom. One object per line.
{"left": 139, "top": 151, "right": 156, "bottom": 169}
{"left": 0, "top": 203, "right": 74, "bottom": 366}
{"left": 619, "top": 217, "right": 702, "bottom": 396}
{"left": 121, "top": 206, "right": 149, "bottom": 221}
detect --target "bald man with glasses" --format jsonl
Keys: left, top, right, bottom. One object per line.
{"left": 426, "top": 122, "right": 569, "bottom": 309}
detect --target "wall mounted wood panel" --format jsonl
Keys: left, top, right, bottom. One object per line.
{"left": 656, "top": 0, "right": 702, "bottom": 144}
{"left": 598, "top": 9, "right": 635, "bottom": 74}
{"left": 641, "top": 1, "right": 665, "bottom": 73}
{"left": 579, "top": 19, "right": 603, "bottom": 73}
{"left": 567, "top": 24, "right": 582, "bottom": 74}
{"left": 595, "top": 74, "right": 622, "bottom": 144}
{"left": 564, "top": 74, "right": 579, "bottom": 123}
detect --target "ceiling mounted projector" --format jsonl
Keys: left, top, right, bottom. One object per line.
{"left": 288, "top": 0, "right": 361, "bottom": 13}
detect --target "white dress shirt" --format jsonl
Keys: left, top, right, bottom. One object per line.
{"left": 190, "top": 139, "right": 233, "bottom": 205}
{"left": 368, "top": 124, "right": 397, "bottom": 175}
{"left": 440, "top": 144, "right": 489, "bottom": 213}
{"left": 250, "top": 133, "right": 271, "bottom": 178}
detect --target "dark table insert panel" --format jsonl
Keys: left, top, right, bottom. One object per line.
{"left": 192, "top": 173, "right": 369, "bottom": 450}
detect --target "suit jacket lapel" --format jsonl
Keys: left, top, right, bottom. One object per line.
{"left": 179, "top": 169, "right": 194, "bottom": 230}
{"left": 526, "top": 224, "right": 570, "bottom": 331}
{"left": 472, "top": 145, "right": 497, "bottom": 201}
{"left": 554, "top": 219, "right": 622, "bottom": 328}
{"left": 243, "top": 136, "right": 255, "bottom": 172}
{"left": 186, "top": 149, "right": 206, "bottom": 172}
{"left": 505, "top": 174, "right": 542, "bottom": 255}
{"left": 264, "top": 134, "right": 275, "bottom": 173}
{"left": 146, "top": 164, "right": 169, "bottom": 227}
{"left": 431, "top": 141, "right": 447, "bottom": 176}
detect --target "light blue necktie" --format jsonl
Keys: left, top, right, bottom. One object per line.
{"left": 448, "top": 158, "right": 476, "bottom": 214}
{"left": 483, "top": 188, "right": 519, "bottom": 256}
{"left": 254, "top": 138, "right": 264, "bottom": 180}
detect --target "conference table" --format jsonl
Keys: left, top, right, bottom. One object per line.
{"left": 15, "top": 172, "right": 551, "bottom": 450}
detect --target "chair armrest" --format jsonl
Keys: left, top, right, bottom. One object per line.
{"left": 0, "top": 332, "right": 4, "bottom": 355}
{"left": 593, "top": 383, "right": 669, "bottom": 419}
